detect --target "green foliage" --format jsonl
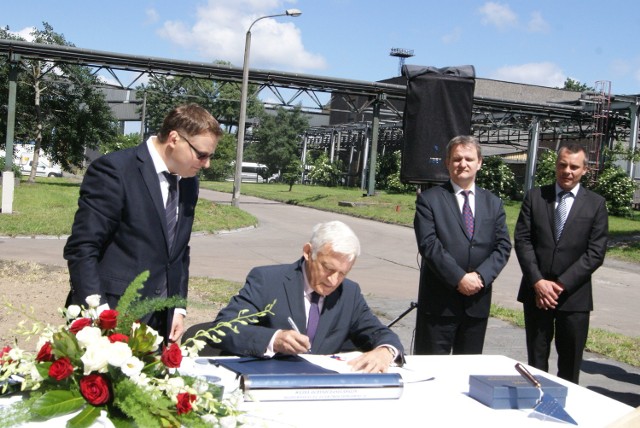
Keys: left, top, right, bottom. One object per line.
{"left": 308, "top": 152, "right": 343, "bottom": 187}
{"left": 138, "top": 70, "right": 264, "bottom": 134}
{"left": 115, "top": 271, "right": 187, "bottom": 335}
{"left": 201, "top": 132, "right": 236, "bottom": 181}
{"left": 0, "top": 23, "right": 118, "bottom": 172}
{"left": 0, "top": 157, "right": 21, "bottom": 175}
{"left": 476, "top": 156, "right": 520, "bottom": 200}
{"left": 249, "top": 106, "right": 309, "bottom": 178}
{"left": 31, "top": 390, "right": 85, "bottom": 419}
{"left": 281, "top": 159, "right": 304, "bottom": 191}
{"left": 101, "top": 133, "right": 141, "bottom": 155}
{"left": 376, "top": 150, "right": 413, "bottom": 194}
{"left": 534, "top": 149, "right": 557, "bottom": 187}
{"left": 562, "top": 77, "right": 593, "bottom": 92}
{"left": 592, "top": 165, "right": 637, "bottom": 216}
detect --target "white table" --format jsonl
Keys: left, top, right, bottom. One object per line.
{"left": 188, "top": 354, "right": 634, "bottom": 428}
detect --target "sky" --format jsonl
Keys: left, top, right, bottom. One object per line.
{"left": 3, "top": 0, "right": 640, "bottom": 99}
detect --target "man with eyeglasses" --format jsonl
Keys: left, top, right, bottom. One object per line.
{"left": 64, "top": 103, "right": 222, "bottom": 343}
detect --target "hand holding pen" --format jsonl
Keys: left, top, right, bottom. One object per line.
{"left": 272, "top": 317, "right": 311, "bottom": 354}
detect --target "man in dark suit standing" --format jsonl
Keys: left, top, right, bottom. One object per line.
{"left": 212, "top": 221, "right": 404, "bottom": 373}
{"left": 515, "top": 143, "right": 608, "bottom": 383}
{"left": 64, "top": 103, "right": 222, "bottom": 343}
{"left": 413, "top": 135, "right": 512, "bottom": 355}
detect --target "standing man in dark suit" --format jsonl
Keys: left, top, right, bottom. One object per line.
{"left": 515, "top": 143, "right": 608, "bottom": 383}
{"left": 212, "top": 221, "right": 404, "bottom": 373}
{"left": 64, "top": 103, "right": 222, "bottom": 342}
{"left": 413, "top": 135, "right": 512, "bottom": 355}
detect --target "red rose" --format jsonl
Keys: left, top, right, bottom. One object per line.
{"left": 98, "top": 309, "right": 119, "bottom": 330}
{"left": 176, "top": 392, "right": 196, "bottom": 415}
{"left": 69, "top": 318, "right": 92, "bottom": 334}
{"left": 161, "top": 343, "right": 183, "bottom": 368}
{"left": 0, "top": 346, "right": 12, "bottom": 364}
{"left": 79, "top": 374, "right": 111, "bottom": 405}
{"left": 49, "top": 357, "right": 74, "bottom": 381}
{"left": 108, "top": 333, "right": 129, "bottom": 343}
{"left": 36, "top": 342, "right": 54, "bottom": 362}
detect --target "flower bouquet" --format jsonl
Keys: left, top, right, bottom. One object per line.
{"left": 0, "top": 272, "right": 274, "bottom": 427}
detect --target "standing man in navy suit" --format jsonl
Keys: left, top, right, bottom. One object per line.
{"left": 413, "top": 135, "right": 512, "bottom": 355}
{"left": 64, "top": 103, "right": 222, "bottom": 342}
{"left": 515, "top": 143, "right": 608, "bottom": 383}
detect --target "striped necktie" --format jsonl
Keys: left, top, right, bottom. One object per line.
{"left": 163, "top": 172, "right": 179, "bottom": 251}
{"left": 555, "top": 191, "right": 571, "bottom": 241}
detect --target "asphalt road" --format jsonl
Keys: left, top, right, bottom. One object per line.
{"left": 0, "top": 189, "right": 638, "bottom": 408}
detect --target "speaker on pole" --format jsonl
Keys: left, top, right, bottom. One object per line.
{"left": 400, "top": 65, "right": 476, "bottom": 184}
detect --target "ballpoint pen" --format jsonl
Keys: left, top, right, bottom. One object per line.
{"left": 287, "top": 317, "right": 301, "bottom": 333}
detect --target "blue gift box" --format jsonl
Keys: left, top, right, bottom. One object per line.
{"left": 469, "top": 375, "right": 567, "bottom": 409}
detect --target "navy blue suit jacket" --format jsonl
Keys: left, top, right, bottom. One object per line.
{"left": 414, "top": 182, "right": 512, "bottom": 318}
{"left": 64, "top": 142, "right": 197, "bottom": 315}
{"left": 515, "top": 184, "right": 608, "bottom": 311}
{"left": 213, "top": 258, "right": 404, "bottom": 357}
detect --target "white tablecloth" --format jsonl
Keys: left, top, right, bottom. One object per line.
{"left": 185, "top": 354, "right": 634, "bottom": 428}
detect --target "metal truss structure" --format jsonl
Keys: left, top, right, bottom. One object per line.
{"left": 2, "top": 39, "right": 638, "bottom": 191}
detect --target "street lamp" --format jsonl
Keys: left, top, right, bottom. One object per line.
{"left": 232, "top": 9, "right": 302, "bottom": 207}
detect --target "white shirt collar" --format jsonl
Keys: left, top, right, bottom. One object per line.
{"left": 555, "top": 182, "right": 580, "bottom": 197}
{"left": 146, "top": 136, "right": 175, "bottom": 177}
{"left": 450, "top": 180, "right": 476, "bottom": 195}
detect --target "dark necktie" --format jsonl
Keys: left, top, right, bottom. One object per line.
{"left": 461, "top": 190, "right": 474, "bottom": 238}
{"left": 163, "top": 172, "right": 179, "bottom": 251}
{"left": 307, "top": 292, "right": 320, "bottom": 345}
{"left": 555, "top": 191, "right": 570, "bottom": 241}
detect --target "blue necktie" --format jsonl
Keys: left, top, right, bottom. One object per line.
{"left": 307, "top": 292, "right": 320, "bottom": 345}
{"left": 462, "top": 190, "right": 474, "bottom": 238}
{"left": 163, "top": 172, "right": 178, "bottom": 251}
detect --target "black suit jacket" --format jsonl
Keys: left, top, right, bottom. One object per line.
{"left": 414, "top": 182, "right": 512, "bottom": 318}
{"left": 515, "top": 184, "right": 608, "bottom": 311}
{"left": 213, "top": 258, "right": 404, "bottom": 357}
{"left": 64, "top": 142, "right": 197, "bottom": 313}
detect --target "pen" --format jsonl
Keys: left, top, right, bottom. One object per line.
{"left": 287, "top": 317, "right": 301, "bottom": 333}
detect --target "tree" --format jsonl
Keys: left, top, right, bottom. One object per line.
{"left": 249, "top": 106, "right": 309, "bottom": 178}
{"left": 101, "top": 133, "right": 140, "bottom": 155}
{"left": 138, "top": 66, "right": 263, "bottom": 135}
{"left": 0, "top": 23, "right": 117, "bottom": 180}
{"left": 534, "top": 149, "right": 558, "bottom": 187}
{"left": 200, "top": 132, "right": 236, "bottom": 181}
{"left": 562, "top": 77, "right": 593, "bottom": 92}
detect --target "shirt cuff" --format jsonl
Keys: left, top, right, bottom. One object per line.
{"left": 174, "top": 308, "right": 187, "bottom": 317}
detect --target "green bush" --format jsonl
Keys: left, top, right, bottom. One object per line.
{"left": 534, "top": 149, "right": 557, "bottom": 187}
{"left": 592, "top": 165, "right": 637, "bottom": 216}
{"left": 0, "top": 158, "right": 21, "bottom": 176}
{"left": 476, "top": 156, "right": 520, "bottom": 200}
{"left": 309, "top": 153, "right": 343, "bottom": 187}
{"left": 377, "top": 150, "right": 414, "bottom": 194}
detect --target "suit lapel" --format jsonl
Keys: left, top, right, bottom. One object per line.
{"left": 136, "top": 144, "right": 170, "bottom": 252}
{"left": 559, "top": 186, "right": 587, "bottom": 240}
{"left": 284, "top": 260, "right": 307, "bottom": 334}
{"left": 442, "top": 182, "right": 469, "bottom": 240}
{"left": 542, "top": 185, "right": 557, "bottom": 238}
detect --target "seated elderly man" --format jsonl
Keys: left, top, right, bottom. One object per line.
{"left": 212, "top": 220, "right": 404, "bottom": 373}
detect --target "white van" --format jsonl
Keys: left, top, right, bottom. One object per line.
{"left": 227, "top": 162, "right": 267, "bottom": 183}
{"left": 21, "top": 160, "right": 63, "bottom": 177}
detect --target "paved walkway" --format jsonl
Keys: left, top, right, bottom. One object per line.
{"left": 0, "top": 189, "right": 638, "bottom": 408}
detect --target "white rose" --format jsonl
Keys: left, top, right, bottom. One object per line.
{"left": 85, "top": 295, "right": 102, "bottom": 308}
{"left": 120, "top": 356, "right": 144, "bottom": 377}
{"left": 76, "top": 327, "right": 103, "bottom": 348}
{"left": 66, "top": 305, "right": 82, "bottom": 320}
{"left": 107, "top": 341, "right": 133, "bottom": 368}
{"left": 81, "top": 337, "right": 111, "bottom": 375}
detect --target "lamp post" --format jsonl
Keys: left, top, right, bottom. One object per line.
{"left": 232, "top": 9, "right": 302, "bottom": 207}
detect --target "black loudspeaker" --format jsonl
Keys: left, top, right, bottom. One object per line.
{"left": 400, "top": 65, "right": 476, "bottom": 184}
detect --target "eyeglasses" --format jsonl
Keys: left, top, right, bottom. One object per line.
{"left": 177, "top": 133, "right": 214, "bottom": 161}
